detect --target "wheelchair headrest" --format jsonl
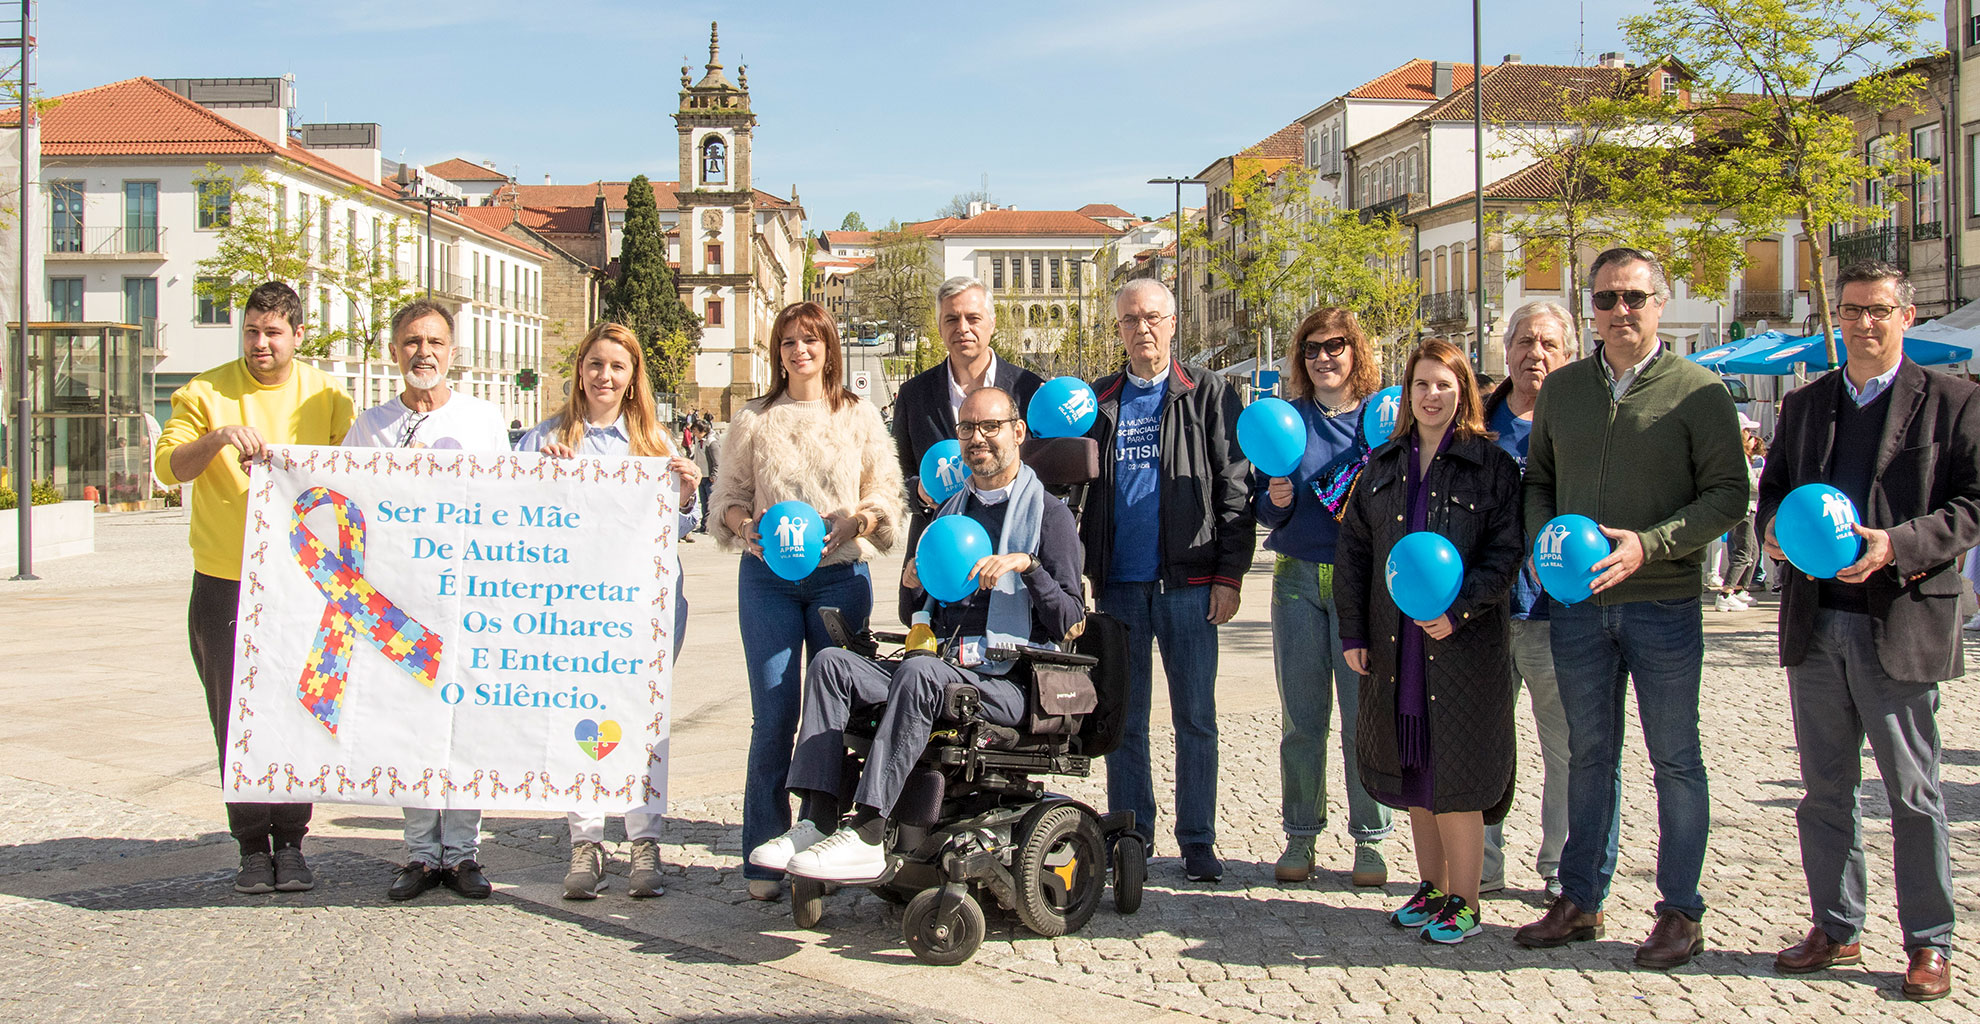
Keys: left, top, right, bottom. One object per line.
{"left": 1019, "top": 436, "right": 1099, "bottom": 487}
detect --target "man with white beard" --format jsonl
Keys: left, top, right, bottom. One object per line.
{"left": 343, "top": 299, "right": 510, "bottom": 901}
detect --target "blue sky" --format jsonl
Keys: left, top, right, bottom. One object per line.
{"left": 36, "top": 1, "right": 1939, "bottom": 231}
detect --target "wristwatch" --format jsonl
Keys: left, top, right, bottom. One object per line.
{"left": 1024, "top": 554, "right": 1040, "bottom": 575}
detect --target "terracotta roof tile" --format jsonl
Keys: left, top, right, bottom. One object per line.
{"left": 31, "top": 78, "right": 548, "bottom": 260}
{"left": 499, "top": 179, "right": 793, "bottom": 218}
{"left": 820, "top": 230, "right": 876, "bottom": 247}
{"left": 1240, "top": 123, "right": 1306, "bottom": 162}
{"left": 424, "top": 157, "right": 509, "bottom": 182}
{"left": 1075, "top": 203, "right": 1134, "bottom": 218}
{"left": 912, "top": 209, "right": 1123, "bottom": 238}
{"left": 1347, "top": 59, "right": 1490, "bottom": 101}
{"left": 34, "top": 76, "right": 276, "bottom": 156}
{"left": 1417, "top": 64, "right": 1633, "bottom": 122}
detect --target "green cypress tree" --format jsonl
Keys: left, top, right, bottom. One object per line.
{"left": 603, "top": 174, "right": 701, "bottom": 397}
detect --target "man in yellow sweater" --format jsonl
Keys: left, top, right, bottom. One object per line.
{"left": 154, "top": 281, "right": 354, "bottom": 895}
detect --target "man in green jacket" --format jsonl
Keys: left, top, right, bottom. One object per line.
{"left": 1511, "top": 248, "right": 1748, "bottom": 969}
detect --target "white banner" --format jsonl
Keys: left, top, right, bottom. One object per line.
{"left": 223, "top": 445, "right": 676, "bottom": 814}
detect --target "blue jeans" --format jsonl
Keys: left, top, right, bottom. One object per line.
{"left": 1484, "top": 619, "right": 1570, "bottom": 884}
{"left": 1099, "top": 581, "right": 1220, "bottom": 848}
{"left": 1270, "top": 556, "right": 1392, "bottom": 842}
{"left": 402, "top": 808, "right": 480, "bottom": 868}
{"left": 1550, "top": 596, "right": 1710, "bottom": 920}
{"left": 738, "top": 556, "right": 872, "bottom": 881}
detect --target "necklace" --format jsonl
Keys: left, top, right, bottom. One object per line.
{"left": 1314, "top": 394, "right": 1355, "bottom": 418}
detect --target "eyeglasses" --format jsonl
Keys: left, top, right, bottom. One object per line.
{"left": 955, "top": 417, "right": 1018, "bottom": 439}
{"left": 1116, "top": 312, "right": 1174, "bottom": 330}
{"left": 1837, "top": 304, "right": 1902, "bottom": 322}
{"left": 1591, "top": 290, "right": 1656, "bottom": 311}
{"left": 1300, "top": 337, "right": 1351, "bottom": 360}
{"left": 395, "top": 412, "right": 429, "bottom": 449}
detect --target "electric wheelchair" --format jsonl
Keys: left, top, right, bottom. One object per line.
{"left": 803, "top": 435, "right": 1146, "bottom": 966}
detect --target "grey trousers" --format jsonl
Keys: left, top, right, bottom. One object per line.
{"left": 1789, "top": 608, "right": 1954, "bottom": 954}
{"left": 1484, "top": 619, "right": 1571, "bottom": 883}
{"left": 786, "top": 648, "right": 1025, "bottom": 817}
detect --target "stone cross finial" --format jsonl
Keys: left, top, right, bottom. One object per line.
{"left": 739, "top": 64, "right": 748, "bottom": 89}
{"left": 681, "top": 59, "right": 690, "bottom": 87}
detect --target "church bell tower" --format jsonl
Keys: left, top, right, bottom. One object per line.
{"left": 675, "top": 21, "right": 759, "bottom": 415}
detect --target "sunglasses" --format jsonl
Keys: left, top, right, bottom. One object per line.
{"left": 1591, "top": 290, "right": 1656, "bottom": 311}
{"left": 1300, "top": 337, "right": 1351, "bottom": 360}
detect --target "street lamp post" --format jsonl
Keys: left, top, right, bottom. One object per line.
{"left": 1148, "top": 177, "right": 1207, "bottom": 357}
{"left": 1068, "top": 254, "right": 1085, "bottom": 378}
{"left": 395, "top": 164, "right": 465, "bottom": 299}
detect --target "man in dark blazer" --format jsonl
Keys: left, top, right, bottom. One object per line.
{"left": 1757, "top": 261, "right": 1980, "bottom": 1001}
{"left": 890, "top": 275, "right": 1043, "bottom": 621}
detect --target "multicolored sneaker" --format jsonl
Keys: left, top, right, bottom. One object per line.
{"left": 1390, "top": 881, "right": 1448, "bottom": 928}
{"left": 1422, "top": 893, "right": 1482, "bottom": 944}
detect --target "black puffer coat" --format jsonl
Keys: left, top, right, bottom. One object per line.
{"left": 1336, "top": 432, "right": 1523, "bottom": 819}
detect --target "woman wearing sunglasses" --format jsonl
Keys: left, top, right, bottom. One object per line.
{"left": 1254, "top": 306, "right": 1396, "bottom": 886}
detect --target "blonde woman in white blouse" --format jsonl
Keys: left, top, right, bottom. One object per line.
{"left": 709, "top": 301, "right": 906, "bottom": 901}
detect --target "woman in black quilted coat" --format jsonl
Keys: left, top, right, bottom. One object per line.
{"left": 1337, "top": 339, "right": 1522, "bottom": 944}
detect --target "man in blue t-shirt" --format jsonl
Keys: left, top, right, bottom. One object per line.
{"left": 1480, "top": 300, "right": 1576, "bottom": 900}
{"left": 1082, "top": 279, "right": 1253, "bottom": 884}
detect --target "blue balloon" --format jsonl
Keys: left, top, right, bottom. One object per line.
{"left": 759, "top": 500, "right": 825, "bottom": 581}
{"left": 919, "top": 439, "right": 967, "bottom": 505}
{"left": 1361, "top": 386, "right": 1403, "bottom": 444}
{"left": 1776, "top": 483, "right": 1863, "bottom": 579}
{"left": 1027, "top": 376, "right": 1099, "bottom": 438}
{"left": 1236, "top": 397, "right": 1306, "bottom": 478}
{"left": 916, "top": 514, "right": 994, "bottom": 604}
{"left": 1385, "top": 531, "right": 1463, "bottom": 621}
{"left": 1532, "top": 514, "right": 1611, "bottom": 605}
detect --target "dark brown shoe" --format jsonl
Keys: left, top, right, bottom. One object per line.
{"left": 1774, "top": 926, "right": 1861, "bottom": 974}
{"left": 1635, "top": 910, "right": 1704, "bottom": 969}
{"left": 1513, "top": 896, "right": 1604, "bottom": 948}
{"left": 1903, "top": 948, "right": 1952, "bottom": 1001}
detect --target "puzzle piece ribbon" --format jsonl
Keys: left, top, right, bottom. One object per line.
{"left": 290, "top": 486, "right": 443, "bottom": 733}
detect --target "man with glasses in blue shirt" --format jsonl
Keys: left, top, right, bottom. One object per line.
{"left": 1757, "top": 262, "right": 1978, "bottom": 1000}
{"left": 1083, "top": 279, "right": 1253, "bottom": 883}
{"left": 1514, "top": 248, "right": 1748, "bottom": 968}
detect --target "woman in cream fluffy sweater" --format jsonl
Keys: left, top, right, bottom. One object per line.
{"left": 709, "top": 301, "right": 906, "bottom": 901}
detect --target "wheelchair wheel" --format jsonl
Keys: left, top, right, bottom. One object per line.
{"left": 791, "top": 877, "right": 826, "bottom": 929}
{"left": 902, "top": 888, "right": 985, "bottom": 966}
{"left": 1111, "top": 833, "right": 1146, "bottom": 915}
{"left": 1010, "top": 802, "right": 1107, "bottom": 937}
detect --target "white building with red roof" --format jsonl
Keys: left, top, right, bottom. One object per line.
{"left": 22, "top": 75, "right": 552, "bottom": 425}
{"left": 902, "top": 206, "right": 1123, "bottom": 356}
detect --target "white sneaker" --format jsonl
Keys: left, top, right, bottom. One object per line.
{"left": 784, "top": 826, "right": 887, "bottom": 883}
{"left": 748, "top": 820, "right": 827, "bottom": 872}
{"left": 1964, "top": 614, "right": 1980, "bottom": 632}
{"left": 1731, "top": 591, "right": 1755, "bottom": 609}
{"left": 1713, "top": 595, "right": 1736, "bottom": 612}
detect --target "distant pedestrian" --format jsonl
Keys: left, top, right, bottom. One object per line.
{"left": 154, "top": 281, "right": 354, "bottom": 895}
{"left": 1758, "top": 262, "right": 1977, "bottom": 1001}
{"left": 516, "top": 322, "right": 702, "bottom": 902}
{"left": 343, "top": 300, "right": 508, "bottom": 903}
{"left": 1337, "top": 339, "right": 1523, "bottom": 945}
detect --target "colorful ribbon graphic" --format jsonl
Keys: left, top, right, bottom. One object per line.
{"left": 290, "top": 486, "right": 443, "bottom": 734}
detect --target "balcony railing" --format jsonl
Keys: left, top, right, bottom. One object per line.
{"left": 1914, "top": 220, "right": 1945, "bottom": 242}
{"left": 1734, "top": 289, "right": 1798, "bottom": 320}
{"left": 47, "top": 225, "right": 167, "bottom": 258}
{"left": 1420, "top": 288, "right": 1471, "bottom": 323}
{"left": 1832, "top": 225, "right": 1910, "bottom": 271}
{"left": 1358, "top": 193, "right": 1420, "bottom": 224}
{"left": 1316, "top": 153, "right": 1344, "bottom": 178}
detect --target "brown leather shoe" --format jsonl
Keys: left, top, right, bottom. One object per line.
{"left": 1903, "top": 948, "right": 1952, "bottom": 1001}
{"left": 1513, "top": 896, "right": 1604, "bottom": 948}
{"left": 1774, "top": 926, "right": 1861, "bottom": 974}
{"left": 1635, "top": 910, "right": 1704, "bottom": 969}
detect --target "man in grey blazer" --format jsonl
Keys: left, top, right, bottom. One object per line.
{"left": 1757, "top": 261, "right": 1980, "bottom": 1001}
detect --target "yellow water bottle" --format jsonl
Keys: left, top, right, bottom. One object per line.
{"left": 905, "top": 611, "right": 938, "bottom": 654}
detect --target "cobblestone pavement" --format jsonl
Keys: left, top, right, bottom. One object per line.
{"left": 2, "top": 511, "right": 1977, "bottom": 1022}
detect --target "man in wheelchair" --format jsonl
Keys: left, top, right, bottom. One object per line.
{"left": 748, "top": 386, "right": 1086, "bottom": 883}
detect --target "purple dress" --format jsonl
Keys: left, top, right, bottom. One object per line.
{"left": 1376, "top": 433, "right": 1442, "bottom": 809}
